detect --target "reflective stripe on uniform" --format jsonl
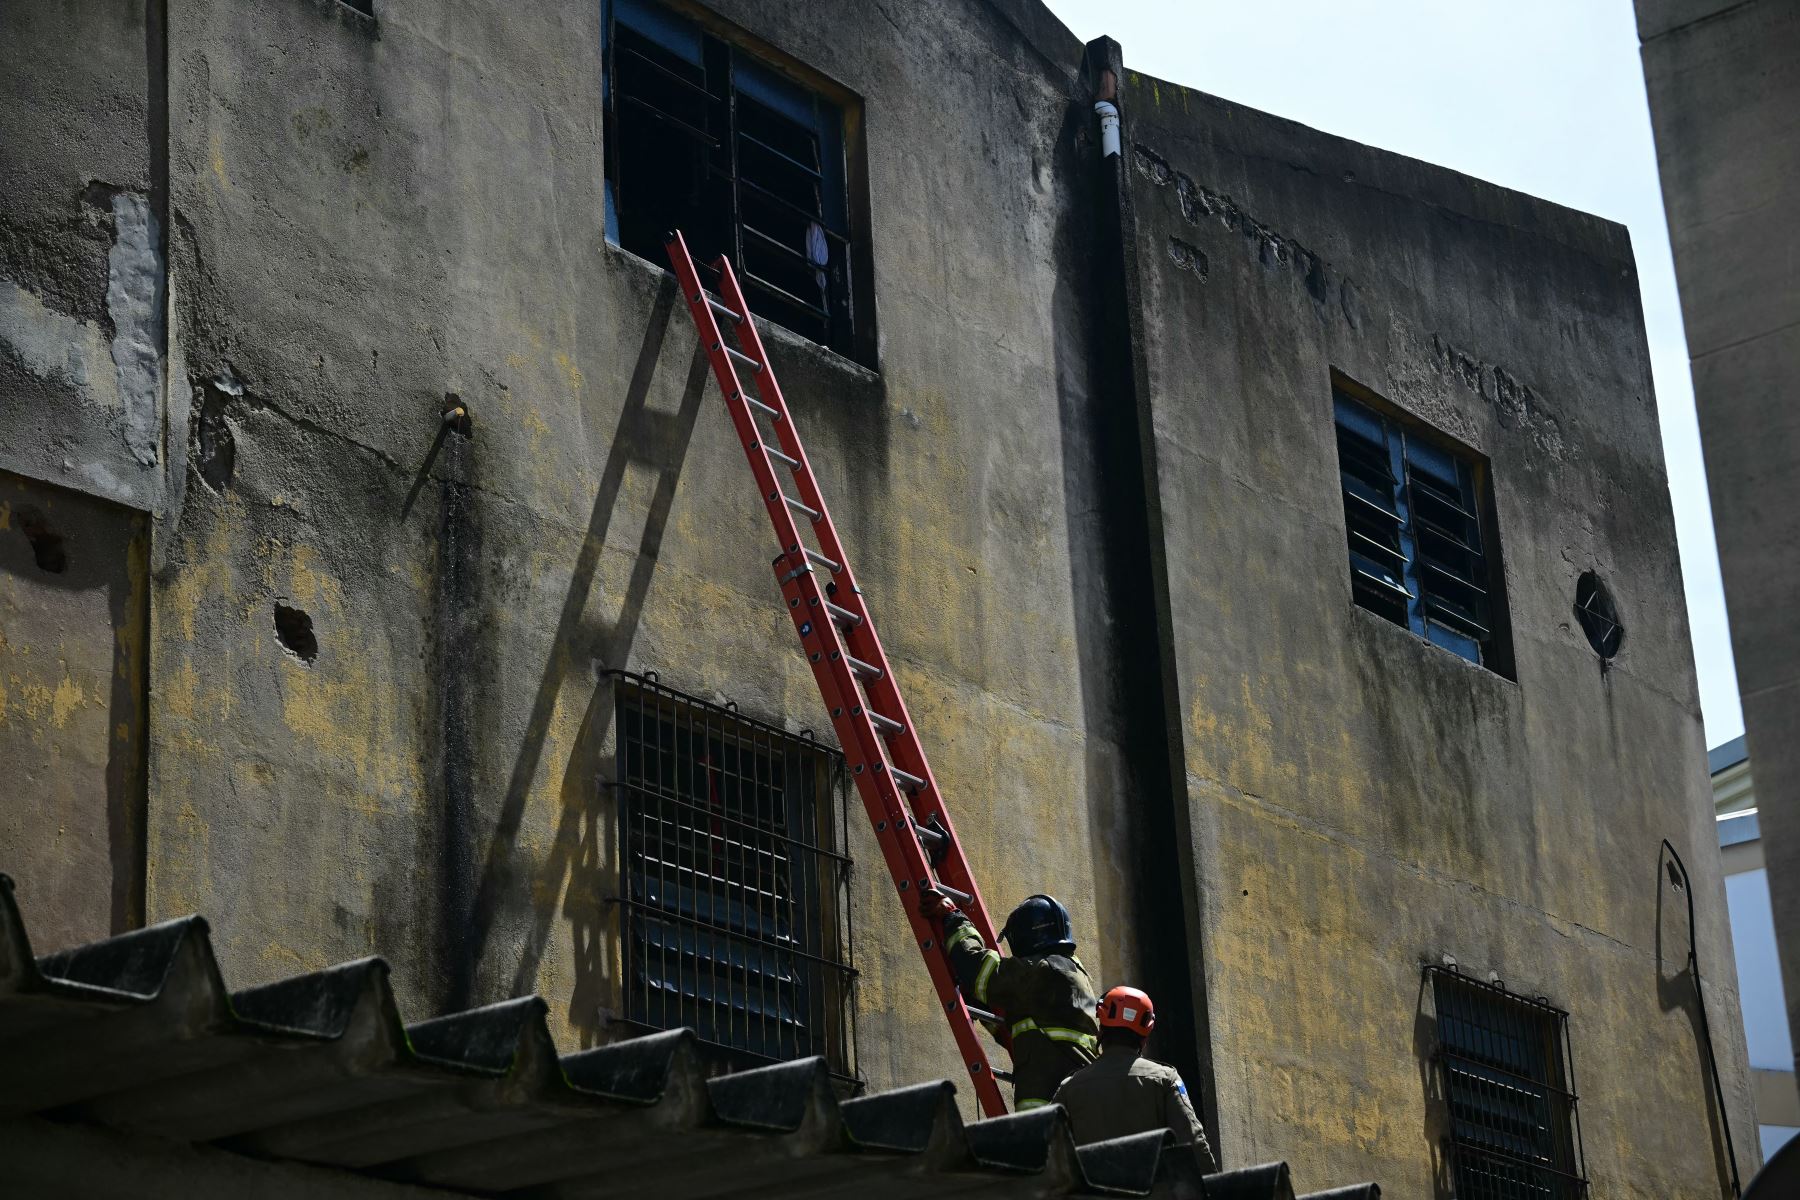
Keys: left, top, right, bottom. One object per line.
{"left": 973, "top": 953, "right": 999, "bottom": 1003}
{"left": 945, "top": 921, "right": 985, "bottom": 950}
{"left": 1008, "top": 1018, "right": 1098, "bottom": 1053}
{"left": 1016, "top": 1098, "right": 1054, "bottom": 1110}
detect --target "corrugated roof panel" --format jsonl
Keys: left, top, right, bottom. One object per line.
{"left": 0, "top": 874, "right": 1380, "bottom": 1198}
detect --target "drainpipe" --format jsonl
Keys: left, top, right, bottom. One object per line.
{"left": 1094, "top": 98, "right": 1122, "bottom": 159}
{"left": 1080, "top": 35, "right": 1221, "bottom": 1156}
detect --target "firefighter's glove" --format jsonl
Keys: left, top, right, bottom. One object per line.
{"left": 918, "top": 886, "right": 959, "bottom": 921}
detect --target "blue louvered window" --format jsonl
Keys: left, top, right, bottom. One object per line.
{"left": 1334, "top": 386, "right": 1508, "bottom": 672}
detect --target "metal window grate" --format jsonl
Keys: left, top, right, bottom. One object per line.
{"left": 610, "top": 671, "right": 857, "bottom": 1082}
{"left": 602, "top": 0, "right": 859, "bottom": 358}
{"left": 1427, "top": 965, "right": 1588, "bottom": 1199}
{"left": 1333, "top": 384, "right": 1509, "bottom": 672}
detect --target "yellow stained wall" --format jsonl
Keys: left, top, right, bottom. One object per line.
{"left": 0, "top": 472, "right": 149, "bottom": 950}
{"left": 1128, "top": 75, "right": 1757, "bottom": 1195}
{"left": 140, "top": 0, "right": 1130, "bottom": 1116}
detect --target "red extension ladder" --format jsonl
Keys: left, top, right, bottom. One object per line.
{"left": 664, "top": 231, "right": 1011, "bottom": 1117}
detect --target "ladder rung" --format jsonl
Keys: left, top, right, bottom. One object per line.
{"left": 912, "top": 816, "right": 948, "bottom": 863}
{"left": 765, "top": 445, "right": 800, "bottom": 470}
{"left": 827, "top": 601, "right": 862, "bottom": 628}
{"left": 891, "top": 765, "right": 927, "bottom": 793}
{"left": 724, "top": 345, "right": 763, "bottom": 374}
{"left": 806, "top": 549, "right": 841, "bottom": 573}
{"left": 847, "top": 654, "right": 882, "bottom": 680}
{"left": 936, "top": 881, "right": 971, "bottom": 908}
{"left": 706, "top": 295, "right": 742, "bottom": 324}
{"left": 870, "top": 710, "right": 903, "bottom": 735}
{"left": 784, "top": 494, "right": 822, "bottom": 522}
{"left": 744, "top": 394, "right": 779, "bottom": 419}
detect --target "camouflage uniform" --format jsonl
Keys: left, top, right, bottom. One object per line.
{"left": 1052, "top": 1044, "right": 1214, "bottom": 1169}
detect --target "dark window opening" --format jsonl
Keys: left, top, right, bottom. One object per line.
{"left": 1427, "top": 966, "right": 1588, "bottom": 1199}
{"left": 1333, "top": 379, "right": 1512, "bottom": 675}
{"left": 1573, "top": 571, "right": 1623, "bottom": 660}
{"left": 612, "top": 671, "right": 856, "bottom": 1080}
{"left": 603, "top": 0, "right": 866, "bottom": 363}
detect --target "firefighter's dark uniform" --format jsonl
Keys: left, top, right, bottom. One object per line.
{"left": 1052, "top": 1043, "right": 1214, "bottom": 1168}
{"left": 942, "top": 913, "right": 1099, "bottom": 1107}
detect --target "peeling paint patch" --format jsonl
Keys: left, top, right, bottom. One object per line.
{"left": 1133, "top": 144, "right": 1341, "bottom": 307}
{"left": 1168, "top": 236, "right": 1208, "bottom": 280}
{"left": 0, "top": 279, "right": 119, "bottom": 403}
{"left": 0, "top": 189, "right": 165, "bottom": 473}
{"left": 1428, "top": 332, "right": 1569, "bottom": 462}
{"left": 192, "top": 370, "right": 240, "bottom": 492}
{"left": 105, "top": 192, "right": 165, "bottom": 467}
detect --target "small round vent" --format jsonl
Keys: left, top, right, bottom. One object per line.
{"left": 1574, "top": 571, "right": 1623, "bottom": 660}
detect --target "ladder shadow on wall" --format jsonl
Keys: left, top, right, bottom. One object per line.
{"left": 463, "top": 272, "right": 713, "bottom": 1042}
{"left": 1655, "top": 843, "right": 1741, "bottom": 1194}
{"left": 1411, "top": 969, "right": 1457, "bottom": 1198}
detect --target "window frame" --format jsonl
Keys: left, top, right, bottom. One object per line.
{"left": 1427, "top": 965, "right": 1589, "bottom": 1199}
{"left": 601, "top": 0, "right": 876, "bottom": 366}
{"left": 609, "top": 670, "right": 858, "bottom": 1082}
{"left": 1331, "top": 372, "right": 1514, "bottom": 676}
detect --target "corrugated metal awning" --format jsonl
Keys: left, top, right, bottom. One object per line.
{"left": 0, "top": 874, "right": 1377, "bottom": 1199}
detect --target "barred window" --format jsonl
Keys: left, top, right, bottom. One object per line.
{"left": 1333, "top": 378, "right": 1512, "bottom": 674}
{"left": 1428, "top": 966, "right": 1588, "bottom": 1199}
{"left": 602, "top": 0, "right": 869, "bottom": 363}
{"left": 612, "top": 672, "right": 856, "bottom": 1078}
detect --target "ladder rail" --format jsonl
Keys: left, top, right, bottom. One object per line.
{"left": 664, "top": 231, "right": 1010, "bottom": 1117}
{"left": 709, "top": 249, "right": 1003, "bottom": 943}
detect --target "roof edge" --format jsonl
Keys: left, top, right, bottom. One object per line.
{"left": 1119, "top": 68, "right": 1638, "bottom": 268}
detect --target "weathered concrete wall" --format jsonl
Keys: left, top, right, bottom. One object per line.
{"left": 0, "top": 0, "right": 160, "bottom": 948}
{"left": 0, "top": 0, "right": 165, "bottom": 512}
{"left": 129, "top": 0, "right": 1139, "bottom": 1110}
{"left": 0, "top": 472, "right": 149, "bottom": 948}
{"left": 1121, "top": 76, "right": 1757, "bottom": 1194}
{"left": 2, "top": 0, "right": 1754, "bottom": 1187}
{"left": 1638, "top": 0, "right": 1800, "bottom": 1106}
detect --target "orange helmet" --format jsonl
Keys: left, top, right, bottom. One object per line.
{"left": 1098, "top": 985, "right": 1156, "bottom": 1036}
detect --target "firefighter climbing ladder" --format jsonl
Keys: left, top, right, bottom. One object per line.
{"left": 664, "top": 231, "right": 1011, "bottom": 1118}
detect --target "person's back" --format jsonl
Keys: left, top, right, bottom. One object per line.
{"left": 1054, "top": 986, "right": 1214, "bottom": 1170}
{"left": 928, "top": 892, "right": 1100, "bottom": 1108}
{"left": 978, "top": 945, "right": 1098, "bottom": 1106}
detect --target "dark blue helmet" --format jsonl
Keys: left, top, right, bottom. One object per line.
{"left": 1001, "top": 894, "right": 1075, "bottom": 957}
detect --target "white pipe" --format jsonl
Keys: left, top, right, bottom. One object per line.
{"left": 1094, "top": 100, "right": 1121, "bottom": 158}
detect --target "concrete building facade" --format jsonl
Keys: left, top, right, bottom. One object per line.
{"left": 1637, "top": 1, "right": 1800, "bottom": 1162}
{"left": 1, "top": 0, "right": 1754, "bottom": 1195}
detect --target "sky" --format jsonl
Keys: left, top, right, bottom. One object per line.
{"left": 1042, "top": 0, "right": 1744, "bottom": 748}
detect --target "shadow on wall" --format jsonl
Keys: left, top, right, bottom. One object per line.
{"left": 0, "top": 475, "right": 149, "bottom": 946}
{"left": 1657, "top": 843, "right": 1741, "bottom": 1197}
{"left": 461, "top": 274, "right": 713, "bottom": 1046}
{"left": 1412, "top": 968, "right": 1456, "bottom": 1199}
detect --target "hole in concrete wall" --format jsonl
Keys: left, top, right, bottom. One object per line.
{"left": 443, "top": 393, "right": 473, "bottom": 440}
{"left": 17, "top": 509, "right": 67, "bottom": 574}
{"left": 340, "top": 0, "right": 375, "bottom": 16}
{"left": 192, "top": 375, "right": 238, "bottom": 493}
{"left": 1573, "top": 571, "right": 1623, "bottom": 660}
{"left": 274, "top": 604, "right": 318, "bottom": 663}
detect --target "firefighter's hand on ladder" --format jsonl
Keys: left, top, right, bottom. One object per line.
{"left": 918, "top": 886, "right": 960, "bottom": 921}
